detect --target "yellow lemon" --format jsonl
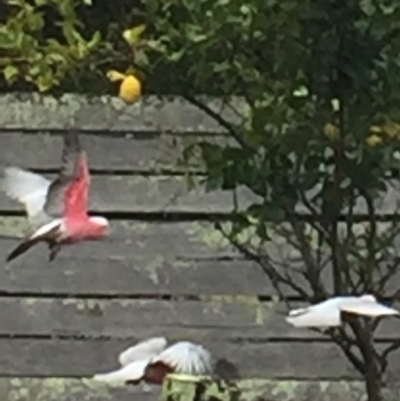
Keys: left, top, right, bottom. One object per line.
{"left": 119, "top": 75, "right": 142, "bottom": 104}
{"left": 365, "top": 134, "right": 382, "bottom": 147}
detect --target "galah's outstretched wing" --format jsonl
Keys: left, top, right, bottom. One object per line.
{"left": 93, "top": 359, "right": 150, "bottom": 384}
{"left": 44, "top": 130, "right": 90, "bottom": 219}
{"left": 149, "top": 341, "right": 214, "bottom": 376}
{"left": 1, "top": 166, "right": 51, "bottom": 228}
{"left": 119, "top": 337, "right": 168, "bottom": 366}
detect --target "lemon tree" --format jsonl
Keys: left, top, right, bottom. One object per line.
{"left": 143, "top": 1, "right": 400, "bottom": 401}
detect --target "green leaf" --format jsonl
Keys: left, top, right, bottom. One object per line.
{"left": 3, "top": 64, "right": 19, "bottom": 83}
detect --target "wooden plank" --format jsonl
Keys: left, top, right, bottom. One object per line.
{"left": 0, "top": 298, "right": 397, "bottom": 340}
{"left": 0, "top": 94, "right": 244, "bottom": 132}
{"left": 0, "top": 132, "right": 233, "bottom": 172}
{"left": 0, "top": 175, "right": 259, "bottom": 214}
{"left": 0, "top": 253, "right": 276, "bottom": 297}
{"left": 1, "top": 217, "right": 400, "bottom": 298}
{"left": 3, "top": 248, "right": 400, "bottom": 298}
{"left": 1, "top": 172, "right": 399, "bottom": 215}
{"left": 0, "top": 338, "right": 398, "bottom": 379}
{"left": 0, "top": 217, "right": 239, "bottom": 259}
{"left": 0, "top": 378, "right": 155, "bottom": 401}
{"left": 0, "top": 378, "right": 389, "bottom": 401}
{"left": 1, "top": 174, "right": 399, "bottom": 215}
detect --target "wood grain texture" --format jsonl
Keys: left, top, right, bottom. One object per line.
{"left": 0, "top": 218, "right": 239, "bottom": 258}
{"left": 0, "top": 378, "right": 393, "bottom": 401}
{"left": 0, "top": 174, "right": 258, "bottom": 214}
{"left": 1, "top": 172, "right": 399, "bottom": 215}
{"left": 0, "top": 338, "right": 399, "bottom": 379}
{"left": 0, "top": 253, "right": 275, "bottom": 297}
{"left": 0, "top": 297, "right": 397, "bottom": 340}
{"left": 1, "top": 218, "right": 400, "bottom": 297}
{"left": 0, "top": 132, "right": 234, "bottom": 172}
{"left": 0, "top": 378, "right": 155, "bottom": 401}
{"left": 0, "top": 94, "right": 244, "bottom": 132}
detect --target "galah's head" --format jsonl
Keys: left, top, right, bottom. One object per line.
{"left": 88, "top": 216, "right": 110, "bottom": 238}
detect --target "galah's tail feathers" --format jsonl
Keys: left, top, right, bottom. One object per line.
{"left": 93, "top": 359, "right": 150, "bottom": 384}
{"left": 2, "top": 167, "right": 51, "bottom": 227}
{"left": 6, "top": 219, "right": 62, "bottom": 263}
{"left": 119, "top": 337, "right": 167, "bottom": 366}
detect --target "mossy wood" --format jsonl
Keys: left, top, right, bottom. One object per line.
{"left": 0, "top": 377, "right": 393, "bottom": 401}
{"left": 0, "top": 94, "right": 242, "bottom": 132}
{"left": 0, "top": 339, "right": 398, "bottom": 379}
{"left": 0, "top": 297, "right": 397, "bottom": 341}
{"left": 161, "top": 374, "right": 240, "bottom": 401}
{"left": 0, "top": 132, "right": 234, "bottom": 173}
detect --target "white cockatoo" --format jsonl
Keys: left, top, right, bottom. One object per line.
{"left": 93, "top": 337, "right": 214, "bottom": 385}
{"left": 285, "top": 294, "right": 399, "bottom": 328}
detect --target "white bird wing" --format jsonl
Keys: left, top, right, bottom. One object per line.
{"left": 118, "top": 337, "right": 168, "bottom": 367}
{"left": 151, "top": 341, "right": 213, "bottom": 375}
{"left": 92, "top": 359, "right": 150, "bottom": 384}
{"left": 340, "top": 298, "right": 400, "bottom": 317}
{"left": 1, "top": 166, "right": 51, "bottom": 227}
{"left": 285, "top": 298, "right": 344, "bottom": 328}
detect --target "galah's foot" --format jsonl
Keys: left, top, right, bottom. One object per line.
{"left": 48, "top": 245, "right": 61, "bottom": 262}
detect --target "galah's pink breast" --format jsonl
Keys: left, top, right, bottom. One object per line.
{"left": 63, "top": 217, "right": 107, "bottom": 243}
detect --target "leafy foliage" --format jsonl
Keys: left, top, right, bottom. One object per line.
{"left": 0, "top": 0, "right": 102, "bottom": 91}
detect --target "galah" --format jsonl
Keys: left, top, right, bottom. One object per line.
{"left": 285, "top": 294, "right": 399, "bottom": 328}
{"left": 92, "top": 336, "right": 214, "bottom": 385}
{"left": 1, "top": 131, "right": 109, "bottom": 262}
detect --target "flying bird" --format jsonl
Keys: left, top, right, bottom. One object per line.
{"left": 1, "top": 131, "right": 110, "bottom": 262}
{"left": 92, "top": 337, "right": 214, "bottom": 385}
{"left": 285, "top": 294, "right": 399, "bottom": 328}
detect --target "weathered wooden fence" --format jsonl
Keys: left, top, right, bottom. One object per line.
{"left": 0, "top": 94, "right": 399, "bottom": 401}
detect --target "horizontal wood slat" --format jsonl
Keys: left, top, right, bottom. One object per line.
{"left": 0, "top": 256, "right": 277, "bottom": 297}
{"left": 0, "top": 175, "right": 258, "bottom": 214}
{"left": 1, "top": 171, "right": 399, "bottom": 216}
{"left": 0, "top": 378, "right": 155, "bottom": 401}
{"left": 0, "top": 132, "right": 234, "bottom": 172}
{"left": 1, "top": 218, "right": 400, "bottom": 297}
{"left": 0, "top": 378, "right": 387, "bottom": 401}
{"left": 0, "top": 218, "right": 238, "bottom": 258}
{"left": 0, "top": 94, "right": 244, "bottom": 132}
{"left": 0, "top": 338, "right": 398, "bottom": 379}
{"left": 0, "top": 298, "right": 397, "bottom": 340}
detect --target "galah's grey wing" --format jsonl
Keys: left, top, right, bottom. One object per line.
{"left": 1, "top": 166, "right": 52, "bottom": 228}
{"left": 43, "top": 131, "right": 81, "bottom": 217}
{"left": 119, "top": 337, "right": 168, "bottom": 367}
